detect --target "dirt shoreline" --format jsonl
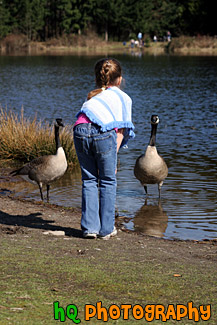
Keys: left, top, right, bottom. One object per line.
{"left": 1, "top": 193, "right": 217, "bottom": 246}
{"left": 0, "top": 193, "right": 217, "bottom": 323}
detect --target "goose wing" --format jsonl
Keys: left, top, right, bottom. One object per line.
{"left": 10, "top": 155, "right": 51, "bottom": 177}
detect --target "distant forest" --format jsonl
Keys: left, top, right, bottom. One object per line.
{"left": 0, "top": 0, "right": 216, "bottom": 41}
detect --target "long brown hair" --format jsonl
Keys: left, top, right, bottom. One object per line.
{"left": 87, "top": 58, "right": 122, "bottom": 100}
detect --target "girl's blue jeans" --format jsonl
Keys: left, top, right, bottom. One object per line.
{"left": 73, "top": 123, "right": 117, "bottom": 236}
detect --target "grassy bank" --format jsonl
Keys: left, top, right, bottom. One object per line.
{"left": 166, "top": 35, "right": 217, "bottom": 55}
{"left": 0, "top": 108, "right": 78, "bottom": 168}
{"left": 1, "top": 34, "right": 217, "bottom": 56}
{"left": 0, "top": 33, "right": 119, "bottom": 55}
{"left": 0, "top": 196, "right": 216, "bottom": 324}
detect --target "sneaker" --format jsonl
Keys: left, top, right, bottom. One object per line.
{"left": 98, "top": 227, "right": 117, "bottom": 240}
{"left": 83, "top": 232, "right": 97, "bottom": 239}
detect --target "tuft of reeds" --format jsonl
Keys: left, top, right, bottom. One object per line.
{"left": 0, "top": 108, "right": 78, "bottom": 168}
{"left": 167, "top": 36, "right": 217, "bottom": 54}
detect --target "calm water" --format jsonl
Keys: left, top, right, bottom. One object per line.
{"left": 0, "top": 53, "right": 217, "bottom": 240}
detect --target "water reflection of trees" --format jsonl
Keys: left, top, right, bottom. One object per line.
{"left": 133, "top": 200, "right": 168, "bottom": 238}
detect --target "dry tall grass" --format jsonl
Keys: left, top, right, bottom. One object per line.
{"left": 0, "top": 108, "right": 78, "bottom": 168}
{"left": 167, "top": 36, "right": 217, "bottom": 54}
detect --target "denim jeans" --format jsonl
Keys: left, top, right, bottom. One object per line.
{"left": 73, "top": 123, "right": 117, "bottom": 236}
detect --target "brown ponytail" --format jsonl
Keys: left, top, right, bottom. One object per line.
{"left": 87, "top": 58, "right": 122, "bottom": 100}
{"left": 87, "top": 88, "right": 104, "bottom": 100}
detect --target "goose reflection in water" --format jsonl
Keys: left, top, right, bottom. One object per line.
{"left": 133, "top": 199, "right": 168, "bottom": 238}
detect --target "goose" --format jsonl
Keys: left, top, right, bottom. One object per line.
{"left": 134, "top": 115, "right": 168, "bottom": 198}
{"left": 10, "top": 118, "right": 67, "bottom": 202}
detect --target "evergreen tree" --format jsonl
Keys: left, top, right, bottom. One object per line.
{"left": 4, "top": 0, "right": 24, "bottom": 34}
{"left": 0, "top": 0, "right": 216, "bottom": 41}
{"left": 0, "top": 0, "right": 11, "bottom": 39}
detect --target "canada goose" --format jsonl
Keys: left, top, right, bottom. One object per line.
{"left": 10, "top": 118, "right": 67, "bottom": 202}
{"left": 134, "top": 115, "right": 168, "bottom": 197}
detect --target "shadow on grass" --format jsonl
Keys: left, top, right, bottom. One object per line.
{"left": 0, "top": 209, "right": 83, "bottom": 238}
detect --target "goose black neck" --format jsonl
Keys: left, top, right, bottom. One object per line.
{"left": 55, "top": 125, "right": 61, "bottom": 151}
{"left": 149, "top": 123, "right": 157, "bottom": 146}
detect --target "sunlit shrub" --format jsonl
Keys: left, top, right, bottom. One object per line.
{"left": 0, "top": 108, "right": 78, "bottom": 168}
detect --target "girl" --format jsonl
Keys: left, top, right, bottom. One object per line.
{"left": 73, "top": 58, "right": 135, "bottom": 239}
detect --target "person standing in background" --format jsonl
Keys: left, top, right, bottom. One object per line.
{"left": 137, "top": 32, "right": 142, "bottom": 47}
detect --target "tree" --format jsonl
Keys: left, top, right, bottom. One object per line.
{"left": 29, "top": 0, "right": 46, "bottom": 40}
{"left": 4, "top": 0, "right": 24, "bottom": 34}
{"left": 0, "top": 0, "right": 216, "bottom": 41}
{"left": 89, "top": 0, "right": 126, "bottom": 41}
{"left": 148, "top": 0, "right": 180, "bottom": 37}
{"left": 57, "top": 0, "right": 73, "bottom": 35}
{"left": 176, "top": 0, "right": 216, "bottom": 35}
{"left": 0, "top": 0, "right": 11, "bottom": 39}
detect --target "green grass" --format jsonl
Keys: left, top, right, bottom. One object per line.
{"left": 0, "top": 234, "right": 216, "bottom": 324}
{"left": 0, "top": 108, "right": 78, "bottom": 168}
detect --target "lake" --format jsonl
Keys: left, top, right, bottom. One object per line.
{"left": 0, "top": 52, "right": 217, "bottom": 240}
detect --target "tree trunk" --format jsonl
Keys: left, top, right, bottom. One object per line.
{"left": 105, "top": 23, "right": 108, "bottom": 42}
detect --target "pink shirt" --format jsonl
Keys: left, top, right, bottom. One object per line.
{"left": 74, "top": 113, "right": 118, "bottom": 133}
{"left": 74, "top": 113, "right": 91, "bottom": 127}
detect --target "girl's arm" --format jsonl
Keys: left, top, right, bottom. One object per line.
{"left": 116, "top": 128, "right": 124, "bottom": 152}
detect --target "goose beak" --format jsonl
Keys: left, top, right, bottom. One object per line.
{"left": 56, "top": 118, "right": 64, "bottom": 127}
